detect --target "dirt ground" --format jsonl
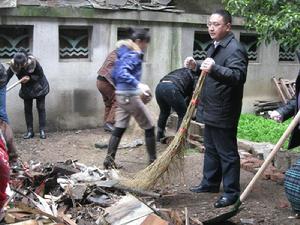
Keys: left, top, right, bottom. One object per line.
{"left": 14, "top": 127, "right": 299, "bottom": 225}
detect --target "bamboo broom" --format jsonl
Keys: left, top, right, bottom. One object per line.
{"left": 121, "top": 71, "right": 207, "bottom": 189}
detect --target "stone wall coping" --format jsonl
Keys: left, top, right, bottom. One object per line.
{"left": 0, "top": 5, "right": 245, "bottom": 26}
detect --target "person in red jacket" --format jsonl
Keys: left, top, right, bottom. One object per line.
{"left": 0, "top": 118, "right": 18, "bottom": 221}
{"left": 0, "top": 131, "right": 10, "bottom": 221}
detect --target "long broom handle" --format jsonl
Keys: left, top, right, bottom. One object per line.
{"left": 240, "top": 109, "right": 300, "bottom": 202}
{"left": 176, "top": 71, "right": 207, "bottom": 133}
{"left": 6, "top": 79, "right": 23, "bottom": 92}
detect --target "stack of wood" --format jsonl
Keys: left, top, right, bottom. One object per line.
{"left": 254, "top": 100, "right": 283, "bottom": 115}
{"left": 272, "top": 77, "right": 296, "bottom": 103}
{"left": 254, "top": 77, "right": 296, "bottom": 115}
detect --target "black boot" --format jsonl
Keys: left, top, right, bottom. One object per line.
{"left": 146, "top": 136, "right": 157, "bottom": 164}
{"left": 39, "top": 130, "right": 46, "bottom": 139}
{"left": 23, "top": 129, "right": 34, "bottom": 139}
{"left": 103, "top": 136, "right": 121, "bottom": 169}
{"left": 156, "top": 127, "right": 165, "bottom": 142}
{"left": 145, "top": 127, "right": 157, "bottom": 165}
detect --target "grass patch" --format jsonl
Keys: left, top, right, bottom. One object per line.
{"left": 237, "top": 114, "right": 291, "bottom": 149}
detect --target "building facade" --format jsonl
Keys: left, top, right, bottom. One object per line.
{"left": 0, "top": 3, "right": 299, "bottom": 132}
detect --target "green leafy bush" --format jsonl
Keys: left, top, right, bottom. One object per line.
{"left": 237, "top": 114, "right": 291, "bottom": 149}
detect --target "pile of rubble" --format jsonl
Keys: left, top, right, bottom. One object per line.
{"left": 4, "top": 160, "right": 202, "bottom": 225}
{"left": 3, "top": 160, "right": 202, "bottom": 225}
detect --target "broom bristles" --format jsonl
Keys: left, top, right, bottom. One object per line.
{"left": 121, "top": 72, "right": 207, "bottom": 190}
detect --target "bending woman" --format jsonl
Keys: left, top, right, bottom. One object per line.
{"left": 7, "top": 50, "right": 49, "bottom": 139}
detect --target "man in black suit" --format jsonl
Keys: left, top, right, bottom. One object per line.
{"left": 185, "top": 9, "right": 248, "bottom": 208}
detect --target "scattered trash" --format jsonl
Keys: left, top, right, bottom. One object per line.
{"left": 3, "top": 159, "right": 183, "bottom": 225}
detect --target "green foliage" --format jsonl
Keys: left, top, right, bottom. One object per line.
{"left": 223, "top": 0, "right": 300, "bottom": 50}
{"left": 237, "top": 114, "right": 291, "bottom": 149}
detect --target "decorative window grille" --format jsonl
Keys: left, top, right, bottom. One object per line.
{"left": 0, "top": 26, "right": 32, "bottom": 58}
{"left": 240, "top": 33, "right": 259, "bottom": 61}
{"left": 193, "top": 31, "right": 211, "bottom": 61}
{"left": 279, "top": 45, "right": 296, "bottom": 62}
{"left": 59, "top": 27, "right": 91, "bottom": 59}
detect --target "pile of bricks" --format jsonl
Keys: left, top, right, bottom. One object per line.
{"left": 239, "top": 150, "right": 285, "bottom": 184}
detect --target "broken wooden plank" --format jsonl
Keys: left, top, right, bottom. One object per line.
{"left": 7, "top": 219, "right": 39, "bottom": 225}
{"left": 272, "top": 77, "right": 288, "bottom": 103}
{"left": 185, "top": 207, "right": 190, "bottom": 225}
{"left": 60, "top": 214, "right": 78, "bottom": 225}
{"left": 5, "top": 212, "right": 32, "bottom": 223}
{"left": 105, "top": 194, "right": 153, "bottom": 225}
{"left": 279, "top": 78, "right": 293, "bottom": 100}
{"left": 14, "top": 202, "right": 63, "bottom": 224}
{"left": 141, "top": 213, "right": 168, "bottom": 225}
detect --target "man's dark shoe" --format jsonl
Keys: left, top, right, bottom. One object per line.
{"left": 39, "top": 130, "right": 46, "bottom": 139}
{"left": 214, "top": 196, "right": 238, "bottom": 208}
{"left": 189, "top": 185, "right": 219, "bottom": 193}
{"left": 23, "top": 131, "right": 34, "bottom": 139}
{"left": 104, "top": 123, "right": 114, "bottom": 132}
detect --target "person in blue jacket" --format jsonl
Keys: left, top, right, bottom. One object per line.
{"left": 103, "top": 28, "right": 156, "bottom": 169}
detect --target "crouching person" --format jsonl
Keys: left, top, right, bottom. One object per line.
{"left": 269, "top": 51, "right": 300, "bottom": 217}
{"left": 7, "top": 49, "right": 50, "bottom": 139}
{"left": 103, "top": 28, "right": 156, "bottom": 169}
{"left": 155, "top": 68, "right": 197, "bottom": 142}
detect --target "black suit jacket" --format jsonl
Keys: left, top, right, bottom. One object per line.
{"left": 196, "top": 32, "right": 248, "bottom": 129}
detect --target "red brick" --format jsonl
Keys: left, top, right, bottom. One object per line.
{"left": 270, "top": 172, "right": 285, "bottom": 183}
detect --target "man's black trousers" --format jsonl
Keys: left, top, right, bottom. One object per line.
{"left": 201, "top": 124, "right": 240, "bottom": 199}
